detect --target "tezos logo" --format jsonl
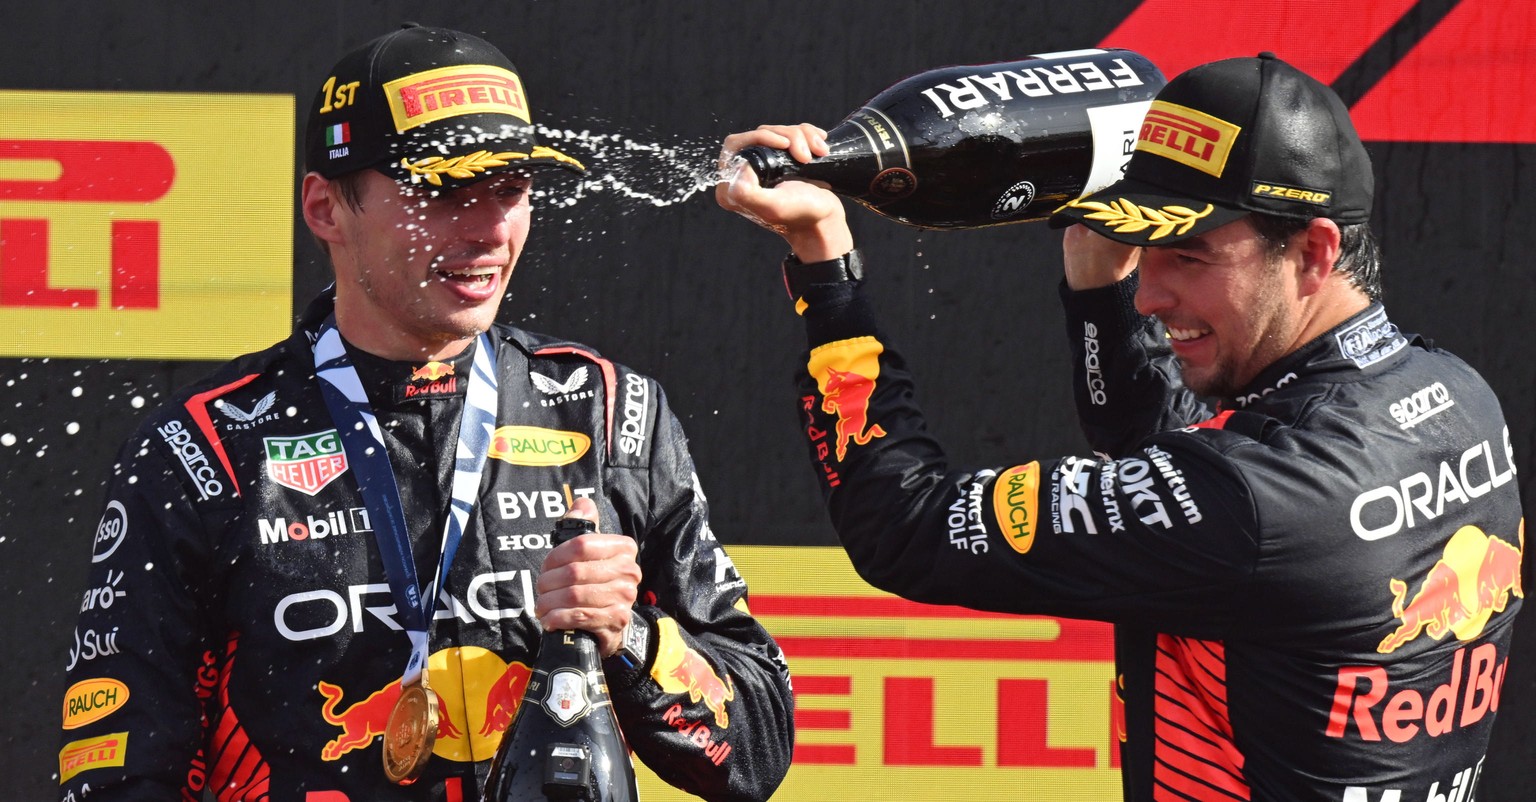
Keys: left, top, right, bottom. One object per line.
{"left": 92, "top": 501, "right": 127, "bottom": 564}
{"left": 991, "top": 181, "right": 1037, "bottom": 220}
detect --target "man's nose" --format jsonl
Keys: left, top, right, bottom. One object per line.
{"left": 456, "top": 194, "right": 518, "bottom": 244}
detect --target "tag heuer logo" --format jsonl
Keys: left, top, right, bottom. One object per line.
{"left": 264, "top": 430, "right": 348, "bottom": 495}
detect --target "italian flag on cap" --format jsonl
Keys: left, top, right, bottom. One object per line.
{"left": 325, "top": 122, "right": 350, "bottom": 146}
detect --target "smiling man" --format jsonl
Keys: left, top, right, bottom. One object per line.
{"left": 717, "top": 53, "right": 1522, "bottom": 801}
{"left": 59, "top": 24, "right": 791, "bottom": 802}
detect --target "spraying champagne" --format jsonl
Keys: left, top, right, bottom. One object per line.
{"left": 736, "top": 48, "right": 1165, "bottom": 229}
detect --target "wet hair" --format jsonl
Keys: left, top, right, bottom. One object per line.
{"left": 329, "top": 170, "right": 368, "bottom": 212}
{"left": 1250, "top": 213, "right": 1383, "bottom": 301}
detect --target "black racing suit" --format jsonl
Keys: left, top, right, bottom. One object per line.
{"left": 58, "top": 292, "right": 793, "bottom": 802}
{"left": 788, "top": 271, "right": 1522, "bottom": 801}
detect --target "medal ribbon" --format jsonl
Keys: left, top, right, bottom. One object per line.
{"left": 313, "top": 317, "right": 499, "bottom": 685}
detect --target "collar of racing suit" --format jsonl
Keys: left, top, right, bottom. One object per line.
{"left": 1220, "top": 303, "right": 1421, "bottom": 411}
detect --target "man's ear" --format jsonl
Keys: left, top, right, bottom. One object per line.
{"left": 1296, "top": 217, "right": 1342, "bottom": 297}
{"left": 301, "top": 173, "right": 345, "bottom": 247}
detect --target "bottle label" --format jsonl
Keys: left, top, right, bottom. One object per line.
{"left": 1082, "top": 100, "right": 1155, "bottom": 197}
{"left": 542, "top": 667, "right": 593, "bottom": 725}
{"left": 870, "top": 168, "right": 917, "bottom": 200}
{"left": 990, "top": 181, "right": 1037, "bottom": 221}
{"left": 915, "top": 54, "right": 1153, "bottom": 120}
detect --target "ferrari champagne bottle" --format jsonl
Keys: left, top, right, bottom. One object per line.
{"left": 483, "top": 518, "right": 639, "bottom": 801}
{"left": 735, "top": 48, "right": 1165, "bottom": 229}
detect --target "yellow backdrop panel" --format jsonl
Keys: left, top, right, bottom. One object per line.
{"left": 637, "top": 545, "right": 1122, "bottom": 800}
{"left": 0, "top": 90, "right": 293, "bottom": 360}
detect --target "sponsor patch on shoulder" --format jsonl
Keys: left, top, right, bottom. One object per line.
{"left": 991, "top": 462, "right": 1042, "bottom": 554}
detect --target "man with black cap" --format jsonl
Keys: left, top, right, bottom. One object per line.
{"left": 717, "top": 53, "right": 1522, "bottom": 799}
{"left": 59, "top": 24, "right": 792, "bottom": 801}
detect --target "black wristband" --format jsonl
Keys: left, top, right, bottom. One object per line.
{"left": 782, "top": 249, "right": 864, "bottom": 301}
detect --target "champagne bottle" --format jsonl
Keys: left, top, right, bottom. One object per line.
{"left": 736, "top": 48, "right": 1165, "bottom": 229}
{"left": 483, "top": 518, "right": 640, "bottom": 802}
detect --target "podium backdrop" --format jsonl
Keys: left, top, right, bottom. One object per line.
{"left": 4, "top": 1, "right": 1534, "bottom": 799}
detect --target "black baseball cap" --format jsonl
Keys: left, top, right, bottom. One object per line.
{"left": 304, "top": 24, "right": 585, "bottom": 188}
{"left": 1051, "top": 52, "right": 1372, "bottom": 244}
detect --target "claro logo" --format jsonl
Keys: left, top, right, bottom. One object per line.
{"left": 0, "top": 91, "right": 292, "bottom": 360}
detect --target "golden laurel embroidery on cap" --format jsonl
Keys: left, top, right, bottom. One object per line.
{"left": 401, "top": 147, "right": 586, "bottom": 185}
{"left": 1067, "top": 198, "right": 1213, "bottom": 241}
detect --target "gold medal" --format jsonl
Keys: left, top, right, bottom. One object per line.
{"left": 382, "top": 672, "right": 438, "bottom": 785}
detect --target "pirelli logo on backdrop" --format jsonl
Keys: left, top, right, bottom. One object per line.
{"left": 384, "top": 65, "right": 530, "bottom": 132}
{"left": 1137, "top": 101, "right": 1240, "bottom": 178}
{"left": 0, "top": 90, "right": 292, "bottom": 360}
{"left": 671, "top": 547, "right": 1122, "bottom": 801}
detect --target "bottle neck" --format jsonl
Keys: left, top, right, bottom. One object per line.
{"left": 538, "top": 629, "right": 604, "bottom": 673}
{"left": 737, "top": 145, "right": 793, "bottom": 187}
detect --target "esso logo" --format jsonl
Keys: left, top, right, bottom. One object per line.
{"left": 91, "top": 500, "right": 128, "bottom": 564}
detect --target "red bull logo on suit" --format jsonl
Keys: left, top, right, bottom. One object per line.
{"left": 316, "top": 646, "right": 532, "bottom": 764}
{"left": 808, "top": 336, "right": 888, "bottom": 462}
{"left": 1378, "top": 524, "right": 1523, "bottom": 654}
{"left": 651, "top": 618, "right": 736, "bottom": 728}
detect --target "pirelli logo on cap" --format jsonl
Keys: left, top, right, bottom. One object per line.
{"left": 384, "top": 64, "right": 530, "bottom": 132}
{"left": 1137, "top": 101, "right": 1241, "bottom": 178}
